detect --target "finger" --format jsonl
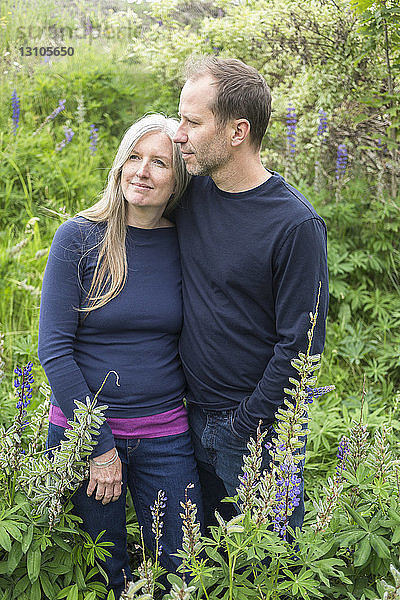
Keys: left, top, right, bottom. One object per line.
{"left": 95, "top": 484, "right": 106, "bottom": 501}
{"left": 111, "top": 482, "right": 123, "bottom": 502}
{"left": 86, "top": 479, "right": 97, "bottom": 497}
{"left": 102, "top": 488, "right": 115, "bottom": 505}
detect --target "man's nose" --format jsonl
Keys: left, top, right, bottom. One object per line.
{"left": 173, "top": 124, "right": 188, "bottom": 144}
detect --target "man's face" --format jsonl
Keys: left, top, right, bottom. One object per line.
{"left": 173, "top": 75, "right": 232, "bottom": 176}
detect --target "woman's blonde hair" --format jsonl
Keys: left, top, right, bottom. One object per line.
{"left": 77, "top": 113, "right": 190, "bottom": 312}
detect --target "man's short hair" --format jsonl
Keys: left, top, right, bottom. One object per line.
{"left": 183, "top": 55, "right": 272, "bottom": 150}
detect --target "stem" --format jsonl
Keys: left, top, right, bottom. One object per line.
{"left": 227, "top": 542, "right": 233, "bottom": 600}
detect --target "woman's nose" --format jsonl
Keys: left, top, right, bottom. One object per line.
{"left": 136, "top": 160, "right": 150, "bottom": 177}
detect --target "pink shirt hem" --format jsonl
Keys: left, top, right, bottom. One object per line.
{"left": 49, "top": 404, "right": 189, "bottom": 438}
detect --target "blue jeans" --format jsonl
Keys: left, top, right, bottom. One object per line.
{"left": 47, "top": 423, "right": 204, "bottom": 598}
{"left": 187, "top": 404, "right": 305, "bottom": 533}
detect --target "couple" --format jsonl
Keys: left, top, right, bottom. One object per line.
{"left": 38, "top": 56, "right": 329, "bottom": 596}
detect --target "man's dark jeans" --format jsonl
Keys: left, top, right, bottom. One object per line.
{"left": 47, "top": 423, "right": 204, "bottom": 598}
{"left": 187, "top": 403, "right": 305, "bottom": 532}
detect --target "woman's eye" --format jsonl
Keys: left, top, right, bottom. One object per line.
{"left": 129, "top": 154, "right": 140, "bottom": 160}
{"left": 154, "top": 159, "right": 166, "bottom": 166}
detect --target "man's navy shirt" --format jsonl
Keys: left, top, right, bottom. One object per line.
{"left": 175, "top": 172, "right": 329, "bottom": 438}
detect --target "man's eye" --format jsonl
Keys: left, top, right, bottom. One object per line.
{"left": 154, "top": 159, "right": 166, "bottom": 166}
{"left": 129, "top": 154, "right": 140, "bottom": 160}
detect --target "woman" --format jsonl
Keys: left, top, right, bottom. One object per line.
{"left": 38, "top": 114, "right": 203, "bottom": 597}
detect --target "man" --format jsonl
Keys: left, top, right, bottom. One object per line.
{"left": 173, "top": 56, "right": 329, "bottom": 531}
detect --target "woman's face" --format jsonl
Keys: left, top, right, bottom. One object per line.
{"left": 121, "top": 131, "right": 175, "bottom": 213}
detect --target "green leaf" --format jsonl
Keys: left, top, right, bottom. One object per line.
{"left": 7, "top": 541, "right": 23, "bottom": 574}
{"left": 2, "top": 522, "right": 23, "bottom": 542}
{"left": 27, "top": 548, "right": 41, "bottom": 583}
{"left": 354, "top": 535, "right": 371, "bottom": 567}
{"left": 0, "top": 527, "right": 12, "bottom": 552}
{"left": 30, "top": 579, "right": 42, "bottom": 600}
{"left": 21, "top": 525, "right": 34, "bottom": 554}
{"left": 392, "top": 526, "right": 400, "bottom": 544}
{"left": 12, "top": 575, "right": 30, "bottom": 599}
{"left": 67, "top": 584, "right": 79, "bottom": 600}
{"left": 40, "top": 572, "right": 55, "bottom": 599}
{"left": 370, "top": 534, "right": 391, "bottom": 559}
{"left": 343, "top": 503, "right": 369, "bottom": 530}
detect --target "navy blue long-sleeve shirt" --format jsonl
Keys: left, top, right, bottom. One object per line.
{"left": 175, "top": 172, "right": 329, "bottom": 438}
{"left": 38, "top": 218, "right": 185, "bottom": 456}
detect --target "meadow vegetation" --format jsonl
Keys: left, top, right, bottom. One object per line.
{"left": 0, "top": 0, "right": 399, "bottom": 598}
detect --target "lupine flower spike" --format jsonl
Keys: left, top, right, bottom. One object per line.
{"left": 33, "top": 99, "right": 66, "bottom": 135}
{"left": 285, "top": 105, "right": 297, "bottom": 181}
{"left": 55, "top": 126, "right": 74, "bottom": 152}
{"left": 317, "top": 109, "right": 328, "bottom": 138}
{"left": 150, "top": 490, "right": 167, "bottom": 558}
{"left": 335, "top": 143, "right": 348, "bottom": 202}
{"left": 335, "top": 144, "right": 348, "bottom": 181}
{"left": 11, "top": 89, "right": 20, "bottom": 135}
{"left": 314, "top": 109, "right": 328, "bottom": 193}
{"left": 0, "top": 334, "right": 5, "bottom": 384}
{"left": 89, "top": 124, "right": 99, "bottom": 155}
{"left": 180, "top": 483, "right": 202, "bottom": 560}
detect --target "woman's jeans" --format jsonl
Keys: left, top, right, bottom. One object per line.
{"left": 47, "top": 423, "right": 203, "bottom": 598}
{"left": 187, "top": 403, "right": 305, "bottom": 533}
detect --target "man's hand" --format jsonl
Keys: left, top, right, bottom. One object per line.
{"left": 87, "top": 447, "right": 123, "bottom": 505}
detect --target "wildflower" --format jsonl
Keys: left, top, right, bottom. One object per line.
{"left": 312, "top": 475, "right": 343, "bottom": 533}
{"left": 76, "top": 95, "right": 86, "bottom": 124}
{"left": 170, "top": 579, "right": 196, "bottom": 600}
{"left": 272, "top": 456, "right": 302, "bottom": 538}
{"left": 89, "top": 124, "right": 98, "bottom": 155}
{"left": 0, "top": 334, "right": 5, "bottom": 383}
{"left": 335, "top": 436, "right": 350, "bottom": 479}
{"left": 180, "top": 484, "right": 202, "bottom": 559}
{"left": 150, "top": 490, "right": 167, "bottom": 556}
{"left": 317, "top": 109, "right": 328, "bottom": 138}
{"left": 11, "top": 89, "right": 20, "bottom": 134}
{"left": 237, "top": 422, "right": 269, "bottom": 513}
{"left": 55, "top": 126, "right": 74, "bottom": 152}
{"left": 305, "top": 384, "right": 335, "bottom": 403}
{"left": 14, "top": 361, "right": 34, "bottom": 409}
{"left": 286, "top": 105, "right": 297, "bottom": 155}
{"left": 335, "top": 143, "right": 348, "bottom": 180}
{"left": 85, "top": 16, "right": 93, "bottom": 35}
{"left": 33, "top": 99, "right": 66, "bottom": 135}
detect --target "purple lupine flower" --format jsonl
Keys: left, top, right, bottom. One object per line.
{"left": 273, "top": 459, "right": 302, "bottom": 538}
{"left": 14, "top": 361, "right": 34, "bottom": 410}
{"left": 336, "top": 436, "right": 350, "bottom": 479}
{"left": 305, "top": 385, "right": 335, "bottom": 404}
{"left": 85, "top": 16, "right": 93, "bottom": 35}
{"left": 150, "top": 490, "right": 167, "bottom": 556}
{"left": 48, "top": 99, "right": 66, "bottom": 121}
{"left": 317, "top": 109, "right": 328, "bottom": 138}
{"left": 335, "top": 144, "right": 348, "bottom": 180}
{"left": 286, "top": 106, "right": 297, "bottom": 155}
{"left": 11, "top": 89, "right": 20, "bottom": 135}
{"left": 55, "top": 126, "right": 74, "bottom": 152}
{"left": 89, "top": 124, "right": 98, "bottom": 155}
{"left": 212, "top": 46, "right": 221, "bottom": 55}
{"left": 33, "top": 99, "right": 66, "bottom": 136}
{"left": 157, "top": 19, "right": 163, "bottom": 26}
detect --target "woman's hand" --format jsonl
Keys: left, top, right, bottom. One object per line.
{"left": 87, "top": 448, "right": 123, "bottom": 505}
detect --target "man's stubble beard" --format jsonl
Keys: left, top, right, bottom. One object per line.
{"left": 187, "top": 133, "right": 231, "bottom": 178}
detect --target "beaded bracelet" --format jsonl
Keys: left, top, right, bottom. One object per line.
{"left": 90, "top": 448, "right": 119, "bottom": 468}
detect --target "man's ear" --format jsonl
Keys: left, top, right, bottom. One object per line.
{"left": 231, "top": 119, "right": 250, "bottom": 147}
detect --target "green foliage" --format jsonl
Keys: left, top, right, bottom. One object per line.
{"left": 0, "top": 376, "right": 114, "bottom": 599}
{"left": 0, "top": 1, "right": 399, "bottom": 598}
